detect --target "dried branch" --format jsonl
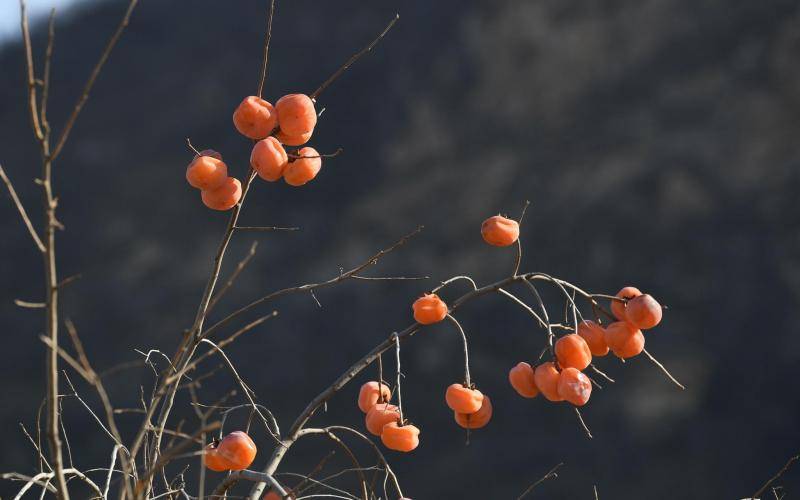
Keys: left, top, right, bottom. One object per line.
{"left": 516, "top": 462, "right": 563, "bottom": 499}
{"left": 642, "top": 348, "right": 686, "bottom": 390}
{"left": 0, "top": 164, "right": 45, "bottom": 252}
{"left": 751, "top": 453, "right": 799, "bottom": 499}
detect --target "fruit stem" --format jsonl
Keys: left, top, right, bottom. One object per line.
{"left": 446, "top": 314, "right": 471, "bottom": 387}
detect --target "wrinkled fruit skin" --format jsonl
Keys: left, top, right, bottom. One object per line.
{"left": 577, "top": 320, "right": 609, "bottom": 356}
{"left": 411, "top": 293, "right": 448, "bottom": 324}
{"left": 276, "top": 93, "right": 317, "bottom": 136}
{"left": 508, "top": 362, "right": 539, "bottom": 398}
{"left": 534, "top": 362, "right": 564, "bottom": 401}
{"left": 233, "top": 96, "right": 278, "bottom": 140}
{"left": 283, "top": 147, "right": 322, "bottom": 186}
{"left": 481, "top": 215, "right": 520, "bottom": 247}
{"left": 455, "top": 395, "right": 493, "bottom": 429}
{"left": 611, "top": 286, "right": 642, "bottom": 321}
{"left": 366, "top": 403, "right": 401, "bottom": 436}
{"left": 276, "top": 129, "right": 312, "bottom": 146}
{"left": 358, "top": 381, "right": 392, "bottom": 413}
{"left": 445, "top": 383, "right": 484, "bottom": 413}
{"left": 251, "top": 136, "right": 288, "bottom": 182}
{"left": 380, "top": 422, "right": 420, "bottom": 452}
{"left": 187, "top": 155, "right": 228, "bottom": 191}
{"left": 201, "top": 177, "right": 242, "bottom": 211}
{"left": 604, "top": 321, "right": 645, "bottom": 359}
{"left": 625, "top": 294, "right": 663, "bottom": 329}
{"left": 215, "top": 431, "right": 257, "bottom": 471}
{"left": 555, "top": 333, "right": 593, "bottom": 370}
{"left": 557, "top": 367, "right": 592, "bottom": 406}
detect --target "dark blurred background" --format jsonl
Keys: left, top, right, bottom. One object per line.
{"left": 1, "top": 0, "right": 799, "bottom": 498}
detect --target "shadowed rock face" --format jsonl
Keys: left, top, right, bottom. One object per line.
{"left": 1, "top": 0, "right": 799, "bottom": 497}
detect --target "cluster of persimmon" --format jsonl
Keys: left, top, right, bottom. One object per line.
{"left": 358, "top": 381, "right": 420, "bottom": 452}
{"left": 509, "top": 287, "right": 663, "bottom": 406}
{"left": 204, "top": 431, "right": 257, "bottom": 472}
{"left": 185, "top": 93, "right": 324, "bottom": 210}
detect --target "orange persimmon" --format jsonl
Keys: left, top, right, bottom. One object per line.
{"left": 275, "top": 94, "right": 317, "bottom": 136}
{"left": 358, "top": 381, "right": 391, "bottom": 413}
{"left": 626, "top": 294, "right": 663, "bottom": 330}
{"left": 214, "top": 431, "right": 257, "bottom": 471}
{"left": 481, "top": 215, "right": 520, "bottom": 247}
{"left": 611, "top": 286, "right": 642, "bottom": 321}
{"left": 604, "top": 321, "right": 645, "bottom": 359}
{"left": 276, "top": 129, "right": 312, "bottom": 146}
{"left": 186, "top": 155, "right": 228, "bottom": 191}
{"left": 555, "top": 333, "right": 592, "bottom": 370}
{"left": 283, "top": 147, "right": 321, "bottom": 186}
{"left": 557, "top": 367, "right": 592, "bottom": 406}
{"left": 454, "top": 395, "right": 493, "bottom": 429}
{"left": 380, "top": 421, "right": 420, "bottom": 452}
{"left": 508, "top": 362, "right": 539, "bottom": 398}
{"left": 201, "top": 177, "right": 242, "bottom": 211}
{"left": 204, "top": 442, "right": 232, "bottom": 472}
{"left": 534, "top": 362, "right": 563, "bottom": 402}
{"left": 365, "top": 403, "right": 401, "bottom": 436}
{"left": 251, "top": 136, "right": 288, "bottom": 182}
{"left": 233, "top": 96, "right": 278, "bottom": 140}
{"left": 445, "top": 383, "right": 484, "bottom": 414}
{"left": 577, "top": 320, "right": 609, "bottom": 356}
{"left": 411, "top": 293, "right": 447, "bottom": 324}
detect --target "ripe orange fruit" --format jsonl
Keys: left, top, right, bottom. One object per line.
{"left": 186, "top": 155, "right": 228, "bottom": 191}
{"left": 481, "top": 215, "right": 520, "bottom": 247}
{"left": 611, "top": 286, "right": 642, "bottom": 321}
{"left": 365, "top": 403, "right": 401, "bottom": 436}
{"left": 445, "top": 384, "right": 484, "bottom": 414}
{"left": 357, "top": 381, "right": 391, "bottom": 413}
{"left": 201, "top": 177, "right": 242, "bottom": 211}
{"left": 555, "top": 334, "right": 592, "bottom": 370}
{"left": 557, "top": 367, "right": 592, "bottom": 406}
{"left": 454, "top": 395, "right": 493, "bottom": 429}
{"left": 534, "top": 362, "right": 564, "bottom": 402}
{"left": 204, "top": 442, "right": 232, "bottom": 472}
{"left": 625, "top": 294, "right": 663, "bottom": 329}
{"left": 283, "top": 147, "right": 322, "bottom": 186}
{"left": 577, "top": 320, "right": 609, "bottom": 356}
{"left": 508, "top": 362, "right": 539, "bottom": 398}
{"left": 233, "top": 96, "right": 278, "bottom": 140}
{"left": 411, "top": 294, "right": 447, "bottom": 324}
{"left": 193, "top": 149, "right": 222, "bottom": 161}
{"left": 275, "top": 94, "right": 317, "bottom": 136}
{"left": 380, "top": 421, "right": 420, "bottom": 452}
{"left": 251, "top": 137, "right": 288, "bottom": 182}
{"left": 212, "top": 431, "right": 257, "bottom": 471}
{"left": 276, "top": 129, "right": 312, "bottom": 146}
{"left": 604, "top": 321, "right": 645, "bottom": 359}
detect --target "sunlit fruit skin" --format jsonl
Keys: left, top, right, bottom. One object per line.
{"left": 604, "top": 321, "right": 645, "bottom": 359}
{"left": 611, "top": 286, "right": 642, "bottom": 321}
{"left": 204, "top": 443, "right": 233, "bottom": 472}
{"left": 233, "top": 96, "right": 278, "bottom": 140}
{"left": 365, "top": 403, "right": 401, "bottom": 436}
{"left": 193, "top": 149, "right": 223, "bottom": 161}
{"left": 276, "top": 129, "right": 312, "bottom": 146}
{"left": 201, "top": 177, "right": 242, "bottom": 211}
{"left": 481, "top": 215, "right": 520, "bottom": 247}
{"left": 251, "top": 137, "right": 288, "bottom": 182}
{"left": 380, "top": 421, "right": 420, "bottom": 452}
{"left": 275, "top": 94, "right": 317, "bottom": 136}
{"left": 625, "top": 294, "right": 663, "bottom": 330}
{"left": 358, "top": 381, "right": 392, "bottom": 413}
{"left": 215, "top": 431, "right": 257, "bottom": 471}
{"left": 445, "top": 383, "right": 484, "bottom": 414}
{"left": 534, "top": 362, "right": 564, "bottom": 401}
{"left": 508, "top": 362, "right": 539, "bottom": 398}
{"left": 186, "top": 155, "right": 228, "bottom": 190}
{"left": 283, "top": 147, "right": 322, "bottom": 186}
{"left": 577, "top": 320, "right": 609, "bottom": 356}
{"left": 454, "top": 395, "right": 493, "bottom": 429}
{"left": 555, "top": 334, "right": 593, "bottom": 370}
{"left": 557, "top": 367, "right": 592, "bottom": 406}
{"left": 411, "top": 293, "right": 448, "bottom": 324}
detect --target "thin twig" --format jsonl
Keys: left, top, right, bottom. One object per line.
{"left": 0, "top": 164, "right": 45, "bottom": 252}
{"left": 573, "top": 408, "right": 593, "bottom": 439}
{"left": 516, "top": 462, "right": 563, "bottom": 499}
{"left": 752, "top": 454, "right": 799, "bottom": 499}
{"left": 642, "top": 348, "right": 685, "bottom": 390}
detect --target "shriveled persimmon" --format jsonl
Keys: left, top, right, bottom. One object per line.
{"left": 214, "top": 431, "right": 257, "bottom": 471}
{"left": 611, "top": 286, "right": 642, "bottom": 321}
{"left": 555, "top": 333, "right": 592, "bottom": 370}
{"left": 454, "top": 395, "right": 493, "bottom": 429}
{"left": 481, "top": 215, "right": 520, "bottom": 247}
{"left": 283, "top": 147, "right": 322, "bottom": 186}
{"left": 534, "top": 362, "right": 564, "bottom": 401}
{"left": 233, "top": 96, "right": 278, "bottom": 140}
{"left": 411, "top": 293, "right": 447, "bottom": 324}
{"left": 187, "top": 155, "right": 228, "bottom": 191}
{"left": 380, "top": 421, "right": 420, "bottom": 452}
{"left": 251, "top": 136, "right": 288, "bottom": 182}
{"left": 604, "top": 321, "right": 645, "bottom": 359}
{"left": 365, "top": 403, "right": 401, "bottom": 436}
{"left": 357, "top": 381, "right": 391, "bottom": 413}
{"left": 275, "top": 94, "right": 317, "bottom": 137}
{"left": 557, "top": 367, "right": 592, "bottom": 406}
{"left": 626, "top": 294, "right": 663, "bottom": 330}
{"left": 201, "top": 177, "right": 242, "bottom": 211}
{"left": 445, "top": 383, "right": 483, "bottom": 414}
{"left": 276, "top": 129, "right": 312, "bottom": 146}
{"left": 577, "top": 320, "right": 609, "bottom": 356}
{"left": 508, "top": 362, "right": 539, "bottom": 398}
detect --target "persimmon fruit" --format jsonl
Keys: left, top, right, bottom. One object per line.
{"left": 611, "top": 286, "right": 642, "bottom": 321}
{"left": 251, "top": 137, "right": 288, "bottom": 182}
{"left": 283, "top": 147, "right": 322, "bottom": 186}
{"left": 233, "top": 96, "right": 278, "bottom": 140}
{"left": 365, "top": 403, "right": 401, "bottom": 436}
{"left": 626, "top": 294, "right": 663, "bottom": 330}
{"left": 481, "top": 215, "right": 520, "bottom": 247}
{"left": 275, "top": 94, "right": 317, "bottom": 137}
{"left": 508, "top": 362, "right": 539, "bottom": 398}
{"left": 358, "top": 381, "right": 391, "bottom": 413}
{"left": 454, "top": 395, "right": 493, "bottom": 429}
{"left": 577, "top": 320, "right": 609, "bottom": 356}
{"left": 534, "top": 362, "right": 564, "bottom": 402}
{"left": 604, "top": 321, "right": 645, "bottom": 359}
{"left": 186, "top": 155, "right": 228, "bottom": 191}
{"left": 201, "top": 177, "right": 242, "bottom": 211}
{"left": 445, "top": 383, "right": 484, "bottom": 414}
{"left": 214, "top": 431, "right": 257, "bottom": 471}
{"left": 411, "top": 293, "right": 447, "bottom": 324}
{"left": 380, "top": 421, "right": 420, "bottom": 452}
{"left": 557, "top": 367, "right": 592, "bottom": 406}
{"left": 276, "top": 129, "right": 312, "bottom": 147}
{"left": 555, "top": 333, "right": 592, "bottom": 370}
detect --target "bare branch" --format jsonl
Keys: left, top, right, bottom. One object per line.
{"left": 0, "top": 164, "right": 45, "bottom": 252}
